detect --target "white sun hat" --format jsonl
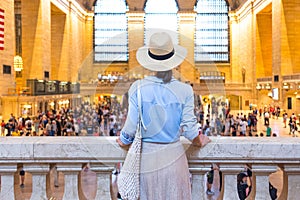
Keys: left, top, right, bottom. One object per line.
{"left": 136, "top": 32, "right": 187, "bottom": 72}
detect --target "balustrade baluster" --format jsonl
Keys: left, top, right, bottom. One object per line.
{"left": 251, "top": 164, "right": 277, "bottom": 200}
{"left": 0, "top": 164, "right": 18, "bottom": 199}
{"left": 282, "top": 164, "right": 300, "bottom": 199}
{"left": 56, "top": 163, "right": 83, "bottom": 200}
{"left": 90, "top": 164, "right": 114, "bottom": 200}
{"left": 23, "top": 163, "right": 50, "bottom": 200}
{"left": 189, "top": 164, "right": 212, "bottom": 200}
{"left": 219, "top": 164, "right": 244, "bottom": 200}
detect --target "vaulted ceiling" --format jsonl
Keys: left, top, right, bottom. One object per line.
{"left": 77, "top": 0, "right": 247, "bottom": 12}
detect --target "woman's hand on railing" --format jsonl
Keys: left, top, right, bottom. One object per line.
{"left": 192, "top": 134, "right": 211, "bottom": 148}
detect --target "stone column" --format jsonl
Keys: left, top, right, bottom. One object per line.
{"left": 178, "top": 11, "right": 197, "bottom": 82}
{"left": 22, "top": 0, "right": 51, "bottom": 83}
{"left": 50, "top": 7, "right": 67, "bottom": 81}
{"left": 251, "top": 164, "right": 277, "bottom": 199}
{"left": 278, "top": 169, "right": 288, "bottom": 200}
{"left": 282, "top": 164, "right": 300, "bottom": 199}
{"left": 78, "top": 14, "right": 94, "bottom": 82}
{"left": 126, "top": 11, "right": 145, "bottom": 78}
{"left": 189, "top": 164, "right": 211, "bottom": 200}
{"left": 219, "top": 164, "right": 245, "bottom": 200}
{"left": 228, "top": 11, "right": 238, "bottom": 83}
{"left": 0, "top": 164, "right": 18, "bottom": 199}
{"left": 23, "top": 163, "right": 50, "bottom": 200}
{"left": 56, "top": 163, "right": 83, "bottom": 200}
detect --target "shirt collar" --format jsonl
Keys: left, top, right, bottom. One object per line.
{"left": 144, "top": 75, "right": 176, "bottom": 83}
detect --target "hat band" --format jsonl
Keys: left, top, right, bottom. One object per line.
{"left": 148, "top": 49, "right": 175, "bottom": 61}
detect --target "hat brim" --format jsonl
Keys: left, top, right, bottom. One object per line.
{"left": 136, "top": 44, "right": 187, "bottom": 72}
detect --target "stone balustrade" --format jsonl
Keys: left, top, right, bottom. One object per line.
{"left": 0, "top": 137, "right": 299, "bottom": 199}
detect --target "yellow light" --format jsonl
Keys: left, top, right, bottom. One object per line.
{"left": 14, "top": 55, "right": 23, "bottom": 72}
{"left": 23, "top": 104, "right": 31, "bottom": 109}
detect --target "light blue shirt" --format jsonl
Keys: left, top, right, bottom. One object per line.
{"left": 120, "top": 76, "right": 200, "bottom": 145}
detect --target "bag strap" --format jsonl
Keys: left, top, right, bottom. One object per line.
{"left": 137, "top": 81, "right": 147, "bottom": 136}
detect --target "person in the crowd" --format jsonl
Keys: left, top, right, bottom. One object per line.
{"left": 5, "top": 119, "right": 14, "bottom": 136}
{"left": 65, "top": 119, "right": 74, "bottom": 136}
{"left": 45, "top": 121, "right": 52, "bottom": 136}
{"left": 283, "top": 112, "right": 288, "bottom": 128}
{"left": 51, "top": 120, "right": 58, "bottom": 136}
{"left": 116, "top": 32, "right": 211, "bottom": 200}
{"left": 260, "top": 132, "right": 264, "bottom": 137}
{"left": 264, "top": 111, "right": 270, "bottom": 126}
{"left": 1, "top": 120, "right": 6, "bottom": 136}
{"left": 266, "top": 124, "right": 272, "bottom": 137}
{"left": 109, "top": 123, "right": 119, "bottom": 136}
{"left": 288, "top": 116, "right": 293, "bottom": 134}
{"left": 32, "top": 131, "right": 38, "bottom": 136}
{"left": 290, "top": 118, "right": 297, "bottom": 137}
{"left": 231, "top": 125, "right": 237, "bottom": 136}
{"left": 206, "top": 164, "right": 219, "bottom": 195}
{"left": 73, "top": 121, "right": 80, "bottom": 136}
{"left": 269, "top": 182, "right": 278, "bottom": 200}
{"left": 237, "top": 170, "right": 252, "bottom": 200}
{"left": 19, "top": 168, "right": 25, "bottom": 188}
{"left": 239, "top": 119, "right": 247, "bottom": 136}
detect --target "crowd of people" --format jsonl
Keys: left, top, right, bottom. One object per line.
{"left": 0, "top": 99, "right": 290, "bottom": 200}
{"left": 194, "top": 103, "right": 299, "bottom": 138}
{"left": 0, "top": 99, "right": 298, "bottom": 139}
{"left": 0, "top": 98, "right": 126, "bottom": 138}
{"left": 0, "top": 96, "right": 295, "bottom": 199}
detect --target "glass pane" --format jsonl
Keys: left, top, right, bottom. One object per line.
{"left": 94, "top": 0, "right": 128, "bottom": 62}
{"left": 194, "top": 0, "right": 229, "bottom": 62}
{"left": 144, "top": 0, "right": 178, "bottom": 45}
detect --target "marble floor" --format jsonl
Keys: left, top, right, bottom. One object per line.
{"left": 13, "top": 116, "right": 294, "bottom": 199}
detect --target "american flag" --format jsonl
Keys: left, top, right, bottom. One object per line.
{"left": 0, "top": 8, "right": 4, "bottom": 50}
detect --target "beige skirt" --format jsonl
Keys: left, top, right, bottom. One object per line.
{"left": 140, "top": 141, "right": 192, "bottom": 200}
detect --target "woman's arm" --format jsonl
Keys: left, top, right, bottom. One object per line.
{"left": 116, "top": 137, "right": 129, "bottom": 147}
{"left": 117, "top": 82, "right": 139, "bottom": 146}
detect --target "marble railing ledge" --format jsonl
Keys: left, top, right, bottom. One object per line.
{"left": 0, "top": 137, "right": 299, "bottom": 164}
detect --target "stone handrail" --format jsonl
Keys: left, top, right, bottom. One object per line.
{"left": 0, "top": 137, "right": 299, "bottom": 199}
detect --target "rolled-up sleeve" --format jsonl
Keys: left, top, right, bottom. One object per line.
{"left": 180, "top": 87, "right": 200, "bottom": 141}
{"left": 120, "top": 82, "right": 139, "bottom": 145}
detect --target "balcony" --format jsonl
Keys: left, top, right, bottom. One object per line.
{"left": 80, "top": 82, "right": 252, "bottom": 96}
{"left": 0, "top": 137, "right": 299, "bottom": 199}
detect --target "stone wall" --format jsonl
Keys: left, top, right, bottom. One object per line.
{"left": 0, "top": 0, "right": 17, "bottom": 96}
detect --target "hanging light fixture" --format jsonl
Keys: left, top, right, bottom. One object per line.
{"left": 265, "top": 83, "right": 271, "bottom": 90}
{"left": 283, "top": 82, "right": 289, "bottom": 90}
{"left": 256, "top": 84, "right": 262, "bottom": 90}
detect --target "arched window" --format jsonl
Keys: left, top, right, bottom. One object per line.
{"left": 195, "top": 0, "right": 229, "bottom": 62}
{"left": 94, "top": 0, "right": 128, "bottom": 62}
{"left": 144, "top": 0, "right": 178, "bottom": 45}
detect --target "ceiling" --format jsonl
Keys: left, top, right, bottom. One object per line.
{"left": 76, "top": 0, "right": 248, "bottom": 12}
